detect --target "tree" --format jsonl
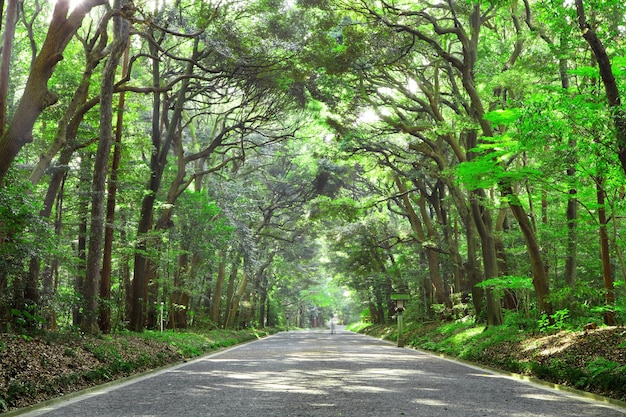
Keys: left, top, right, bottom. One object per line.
{"left": 0, "top": 0, "right": 17, "bottom": 135}
{"left": 81, "top": 0, "right": 130, "bottom": 334}
{"left": 0, "top": 0, "right": 106, "bottom": 184}
{"left": 575, "top": 0, "right": 626, "bottom": 176}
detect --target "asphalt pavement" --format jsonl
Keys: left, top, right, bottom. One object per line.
{"left": 11, "top": 327, "right": 626, "bottom": 416}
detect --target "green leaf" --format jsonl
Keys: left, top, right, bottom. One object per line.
{"left": 476, "top": 276, "right": 534, "bottom": 291}
{"left": 567, "top": 66, "right": 599, "bottom": 78}
{"left": 483, "top": 109, "right": 521, "bottom": 126}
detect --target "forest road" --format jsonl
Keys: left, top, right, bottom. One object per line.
{"left": 12, "top": 328, "right": 626, "bottom": 417}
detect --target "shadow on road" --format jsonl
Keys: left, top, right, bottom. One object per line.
{"left": 17, "top": 329, "right": 626, "bottom": 417}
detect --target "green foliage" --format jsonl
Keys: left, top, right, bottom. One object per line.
{"left": 0, "top": 179, "right": 54, "bottom": 280}
{"left": 476, "top": 275, "right": 534, "bottom": 292}
{"left": 576, "top": 358, "right": 626, "bottom": 393}
{"left": 455, "top": 134, "right": 542, "bottom": 191}
{"left": 482, "top": 109, "right": 522, "bottom": 126}
{"left": 503, "top": 311, "right": 538, "bottom": 331}
{"left": 538, "top": 309, "right": 570, "bottom": 333}
{"left": 10, "top": 306, "right": 46, "bottom": 329}
{"left": 309, "top": 197, "right": 362, "bottom": 225}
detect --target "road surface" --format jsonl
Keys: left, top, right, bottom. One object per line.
{"left": 12, "top": 328, "right": 626, "bottom": 416}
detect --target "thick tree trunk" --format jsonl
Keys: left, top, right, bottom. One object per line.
{"left": 447, "top": 217, "right": 464, "bottom": 296}
{"left": 447, "top": 182, "right": 483, "bottom": 314}
{"left": 225, "top": 271, "right": 248, "bottom": 329}
{"left": 169, "top": 290, "right": 189, "bottom": 329}
{"left": 596, "top": 178, "right": 617, "bottom": 326}
{"left": 81, "top": 5, "right": 129, "bottom": 334}
{"left": 265, "top": 296, "right": 272, "bottom": 326}
{"left": 469, "top": 190, "right": 503, "bottom": 326}
{"left": 145, "top": 259, "right": 160, "bottom": 330}
{"left": 465, "top": 225, "right": 484, "bottom": 316}
{"left": 466, "top": 130, "right": 502, "bottom": 325}
{"left": 99, "top": 46, "right": 129, "bottom": 334}
{"left": 395, "top": 177, "right": 451, "bottom": 308}
{"left": 495, "top": 208, "right": 518, "bottom": 310}
{"left": 129, "top": 39, "right": 197, "bottom": 332}
{"left": 502, "top": 186, "right": 553, "bottom": 317}
{"left": 417, "top": 191, "right": 452, "bottom": 308}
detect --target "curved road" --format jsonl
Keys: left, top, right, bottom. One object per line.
{"left": 14, "top": 328, "right": 626, "bottom": 416}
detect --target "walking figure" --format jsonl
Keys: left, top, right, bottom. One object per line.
{"left": 330, "top": 320, "right": 336, "bottom": 334}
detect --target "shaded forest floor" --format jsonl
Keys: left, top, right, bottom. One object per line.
{"left": 0, "top": 328, "right": 278, "bottom": 413}
{"left": 357, "top": 322, "right": 626, "bottom": 403}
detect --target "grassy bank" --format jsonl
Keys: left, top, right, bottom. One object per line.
{"left": 349, "top": 321, "right": 626, "bottom": 402}
{"left": 0, "top": 327, "right": 279, "bottom": 412}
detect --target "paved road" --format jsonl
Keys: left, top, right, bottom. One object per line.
{"left": 13, "top": 328, "right": 626, "bottom": 416}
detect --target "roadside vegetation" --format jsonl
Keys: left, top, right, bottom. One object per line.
{"left": 0, "top": 328, "right": 279, "bottom": 413}
{"left": 350, "top": 317, "right": 626, "bottom": 403}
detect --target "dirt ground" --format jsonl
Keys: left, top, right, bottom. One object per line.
{"left": 477, "top": 326, "right": 626, "bottom": 399}
{"left": 0, "top": 332, "right": 183, "bottom": 411}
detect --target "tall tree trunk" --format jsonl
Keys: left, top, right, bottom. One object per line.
{"left": 394, "top": 177, "right": 451, "bottom": 308}
{"left": 129, "top": 38, "right": 198, "bottom": 332}
{"left": 417, "top": 189, "right": 452, "bottom": 308}
{"left": 465, "top": 223, "right": 484, "bottom": 316}
{"left": 225, "top": 270, "right": 248, "bottom": 329}
{"left": 81, "top": 3, "right": 129, "bottom": 334}
{"left": 0, "top": 0, "right": 106, "bottom": 184}
{"left": 469, "top": 190, "right": 503, "bottom": 326}
{"left": 564, "top": 167, "right": 578, "bottom": 288}
{"left": 495, "top": 208, "right": 518, "bottom": 310}
{"left": 447, "top": 181, "right": 483, "bottom": 314}
{"left": 0, "top": 0, "right": 17, "bottom": 136}
{"left": 210, "top": 257, "right": 226, "bottom": 326}
{"left": 258, "top": 272, "right": 268, "bottom": 327}
{"left": 145, "top": 258, "right": 160, "bottom": 330}
{"left": 169, "top": 253, "right": 189, "bottom": 330}
{"left": 575, "top": 0, "right": 626, "bottom": 176}
{"left": 120, "top": 213, "right": 133, "bottom": 326}
{"left": 446, "top": 214, "right": 464, "bottom": 296}
{"left": 563, "top": 73, "right": 578, "bottom": 289}
{"left": 73, "top": 152, "right": 92, "bottom": 327}
{"left": 502, "top": 185, "right": 553, "bottom": 317}
{"left": 596, "top": 177, "right": 616, "bottom": 326}
{"left": 265, "top": 296, "right": 272, "bottom": 326}
{"left": 99, "top": 45, "right": 130, "bottom": 333}
{"left": 223, "top": 259, "right": 238, "bottom": 329}
{"left": 252, "top": 252, "right": 275, "bottom": 326}
{"left": 467, "top": 131, "right": 502, "bottom": 326}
